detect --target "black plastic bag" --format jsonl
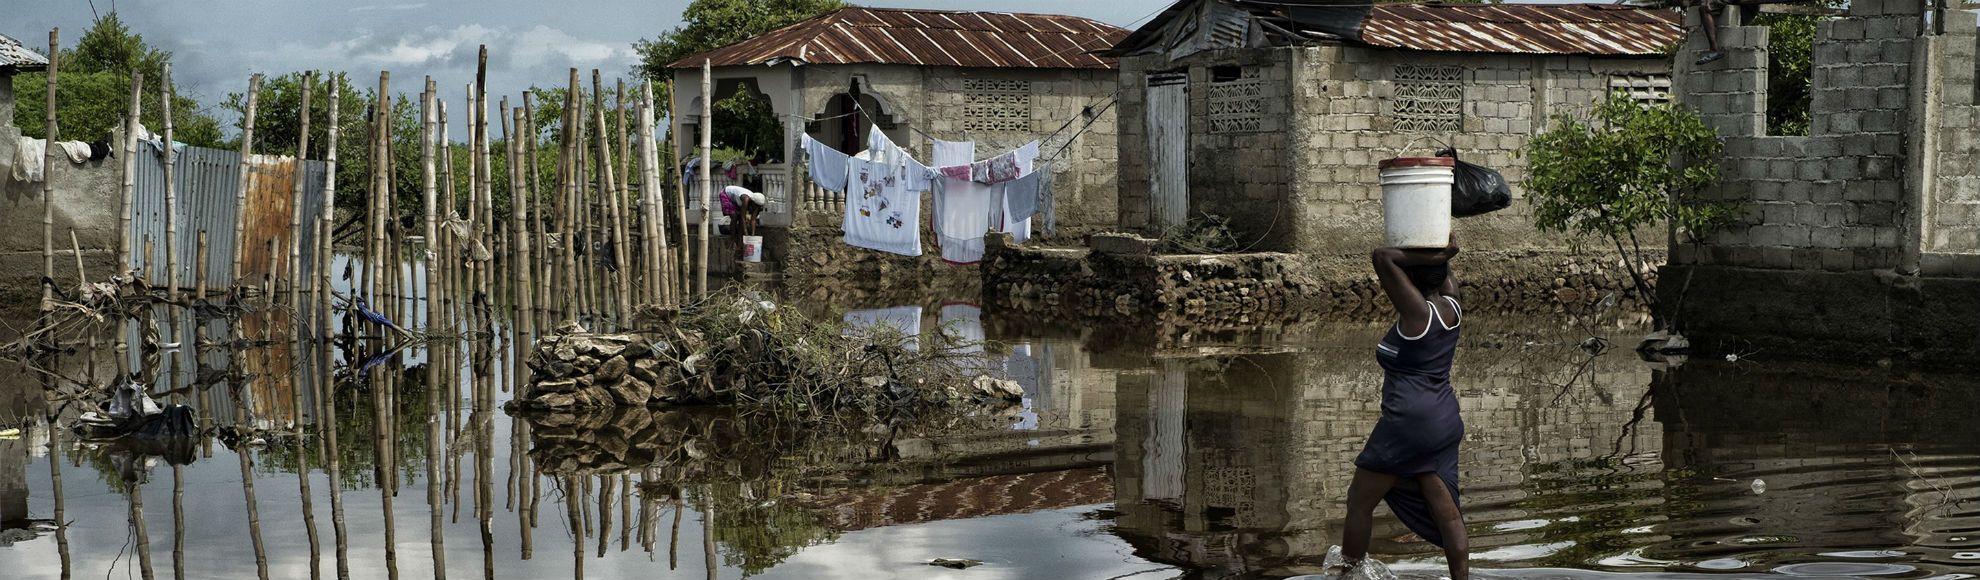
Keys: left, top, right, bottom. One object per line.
{"left": 1437, "top": 148, "right": 1512, "bottom": 218}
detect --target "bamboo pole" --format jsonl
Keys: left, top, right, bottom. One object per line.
{"left": 232, "top": 73, "right": 263, "bottom": 292}
{"left": 319, "top": 74, "right": 342, "bottom": 340}
{"left": 560, "top": 70, "right": 579, "bottom": 317}
{"left": 120, "top": 72, "right": 142, "bottom": 278}
{"left": 496, "top": 98, "right": 512, "bottom": 320}
{"left": 194, "top": 231, "right": 208, "bottom": 302}
{"left": 637, "top": 81, "right": 669, "bottom": 307}
{"left": 592, "top": 71, "right": 628, "bottom": 321}
{"left": 475, "top": 47, "right": 494, "bottom": 322}
{"left": 574, "top": 92, "right": 593, "bottom": 320}
{"left": 665, "top": 81, "right": 689, "bottom": 303}
{"left": 440, "top": 101, "right": 457, "bottom": 331}
{"left": 614, "top": 79, "right": 635, "bottom": 308}
{"left": 371, "top": 73, "right": 391, "bottom": 312}
{"left": 422, "top": 79, "right": 438, "bottom": 334}
{"left": 697, "top": 60, "right": 713, "bottom": 296}
{"left": 510, "top": 106, "right": 535, "bottom": 336}
{"left": 288, "top": 72, "right": 314, "bottom": 319}
{"left": 163, "top": 64, "right": 180, "bottom": 297}
{"left": 522, "top": 92, "right": 547, "bottom": 321}
{"left": 41, "top": 29, "right": 57, "bottom": 313}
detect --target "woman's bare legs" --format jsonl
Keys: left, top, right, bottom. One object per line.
{"left": 1418, "top": 473, "right": 1470, "bottom": 579}
{"left": 1341, "top": 468, "right": 1399, "bottom": 568}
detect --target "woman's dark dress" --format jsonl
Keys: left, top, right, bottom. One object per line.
{"left": 1355, "top": 296, "right": 1464, "bottom": 547}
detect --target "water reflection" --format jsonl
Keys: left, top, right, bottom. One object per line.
{"left": 1, "top": 296, "right": 1976, "bottom": 579}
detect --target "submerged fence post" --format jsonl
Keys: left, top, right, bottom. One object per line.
{"left": 163, "top": 64, "right": 180, "bottom": 298}
{"left": 697, "top": 60, "right": 712, "bottom": 298}
{"left": 41, "top": 29, "right": 59, "bottom": 313}
{"left": 120, "top": 72, "right": 142, "bottom": 280}
{"left": 510, "top": 107, "right": 535, "bottom": 337}
{"left": 422, "top": 78, "right": 438, "bottom": 334}
{"left": 318, "top": 73, "right": 342, "bottom": 338}
{"left": 289, "top": 72, "right": 315, "bottom": 323}
{"left": 231, "top": 73, "right": 264, "bottom": 293}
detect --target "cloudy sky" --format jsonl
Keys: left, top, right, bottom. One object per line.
{"left": 6, "top": 1, "right": 1177, "bottom": 134}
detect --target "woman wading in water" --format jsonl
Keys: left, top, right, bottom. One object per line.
{"left": 1340, "top": 244, "right": 1468, "bottom": 578}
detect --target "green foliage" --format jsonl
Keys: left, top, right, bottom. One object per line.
{"left": 1756, "top": 10, "right": 1822, "bottom": 136}
{"left": 12, "top": 13, "right": 226, "bottom": 147}
{"left": 632, "top": 0, "right": 840, "bottom": 162}
{"left": 1526, "top": 93, "right": 1734, "bottom": 246}
{"left": 712, "top": 87, "right": 783, "bottom": 162}
{"left": 632, "top": 0, "right": 847, "bottom": 78}
{"left": 1525, "top": 93, "right": 1734, "bottom": 325}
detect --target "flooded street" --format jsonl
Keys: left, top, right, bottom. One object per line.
{"left": 2, "top": 292, "right": 1975, "bottom": 580}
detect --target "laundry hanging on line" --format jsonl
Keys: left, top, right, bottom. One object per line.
{"left": 842, "top": 155, "right": 921, "bottom": 257}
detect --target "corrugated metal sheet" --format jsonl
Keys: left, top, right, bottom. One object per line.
{"left": 0, "top": 32, "right": 49, "bottom": 72}
{"left": 1357, "top": 4, "right": 1682, "bottom": 56}
{"left": 667, "top": 7, "right": 1130, "bottom": 70}
{"left": 128, "top": 143, "right": 329, "bottom": 288}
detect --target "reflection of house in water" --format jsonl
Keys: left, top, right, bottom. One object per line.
{"left": 1108, "top": 326, "right": 1661, "bottom": 576}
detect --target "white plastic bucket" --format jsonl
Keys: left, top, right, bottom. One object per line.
{"left": 741, "top": 235, "right": 764, "bottom": 263}
{"left": 1379, "top": 157, "right": 1456, "bottom": 248}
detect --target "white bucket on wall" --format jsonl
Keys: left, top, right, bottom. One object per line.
{"left": 741, "top": 235, "right": 764, "bottom": 263}
{"left": 1379, "top": 157, "right": 1456, "bottom": 248}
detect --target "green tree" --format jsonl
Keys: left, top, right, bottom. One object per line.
{"left": 1756, "top": 11, "right": 1819, "bottom": 136}
{"left": 633, "top": 0, "right": 843, "bottom": 162}
{"left": 633, "top": 0, "right": 846, "bottom": 75}
{"left": 1524, "top": 93, "right": 1737, "bottom": 328}
{"left": 12, "top": 12, "right": 226, "bottom": 147}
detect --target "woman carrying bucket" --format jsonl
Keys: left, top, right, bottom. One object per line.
{"left": 1338, "top": 156, "right": 1469, "bottom": 578}
{"left": 721, "top": 185, "right": 766, "bottom": 263}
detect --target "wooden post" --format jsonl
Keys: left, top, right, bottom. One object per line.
{"left": 439, "top": 101, "right": 457, "bottom": 330}
{"left": 559, "top": 69, "right": 579, "bottom": 317}
{"left": 475, "top": 47, "right": 493, "bottom": 324}
{"left": 194, "top": 231, "right": 208, "bottom": 302}
{"left": 573, "top": 92, "right": 593, "bottom": 320}
{"left": 664, "top": 81, "right": 689, "bottom": 303}
{"left": 522, "top": 92, "right": 547, "bottom": 320}
{"left": 232, "top": 73, "right": 264, "bottom": 293}
{"left": 372, "top": 73, "right": 391, "bottom": 312}
{"left": 637, "top": 81, "right": 669, "bottom": 307}
{"left": 696, "top": 60, "right": 713, "bottom": 297}
{"left": 288, "top": 72, "right": 314, "bottom": 320}
{"left": 510, "top": 106, "right": 535, "bottom": 336}
{"left": 41, "top": 29, "right": 58, "bottom": 313}
{"left": 614, "top": 79, "right": 635, "bottom": 309}
{"left": 318, "top": 74, "right": 342, "bottom": 338}
{"left": 422, "top": 79, "right": 438, "bottom": 333}
{"left": 592, "top": 71, "right": 628, "bottom": 321}
{"left": 162, "top": 64, "right": 180, "bottom": 298}
{"left": 120, "top": 72, "right": 142, "bottom": 279}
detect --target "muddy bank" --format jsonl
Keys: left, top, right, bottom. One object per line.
{"left": 983, "top": 233, "right": 1658, "bottom": 327}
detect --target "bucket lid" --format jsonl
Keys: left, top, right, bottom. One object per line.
{"left": 1379, "top": 157, "right": 1456, "bottom": 170}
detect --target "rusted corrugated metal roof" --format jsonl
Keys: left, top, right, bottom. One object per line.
{"left": 667, "top": 7, "right": 1130, "bottom": 69}
{"left": 1357, "top": 3, "right": 1681, "bottom": 56}
{"left": 0, "top": 33, "right": 51, "bottom": 72}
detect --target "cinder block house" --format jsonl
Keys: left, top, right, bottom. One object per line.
{"left": 1106, "top": 1, "right": 1684, "bottom": 254}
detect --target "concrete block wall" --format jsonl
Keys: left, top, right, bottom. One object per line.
{"left": 1671, "top": 0, "right": 1931, "bottom": 272}
{"left": 1285, "top": 47, "right": 1669, "bottom": 255}
{"left": 1115, "top": 49, "right": 1296, "bottom": 246}
{"left": 1924, "top": 10, "right": 1980, "bottom": 273}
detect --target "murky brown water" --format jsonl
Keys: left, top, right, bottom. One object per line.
{"left": 2, "top": 291, "right": 1977, "bottom": 579}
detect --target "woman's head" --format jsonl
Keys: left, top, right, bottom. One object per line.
{"left": 1404, "top": 264, "right": 1449, "bottom": 295}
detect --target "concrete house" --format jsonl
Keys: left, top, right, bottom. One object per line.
{"left": 664, "top": 7, "right": 1128, "bottom": 274}
{"left": 1106, "top": 1, "right": 1684, "bottom": 254}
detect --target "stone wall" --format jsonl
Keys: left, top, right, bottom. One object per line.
{"left": 1115, "top": 44, "right": 1671, "bottom": 255}
{"left": 983, "top": 233, "right": 1658, "bottom": 332}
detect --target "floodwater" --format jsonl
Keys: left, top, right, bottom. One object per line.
{"left": 2, "top": 290, "right": 1978, "bottom": 579}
